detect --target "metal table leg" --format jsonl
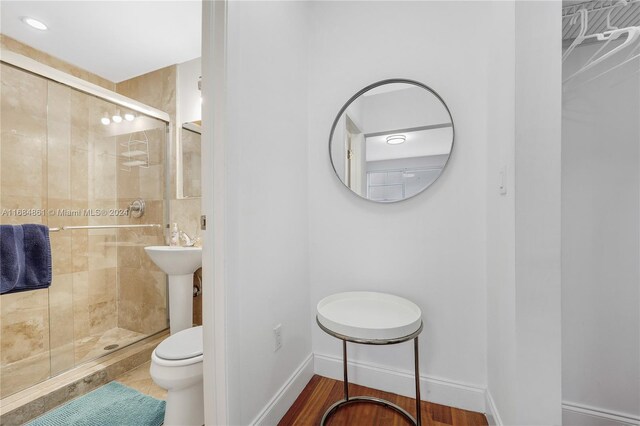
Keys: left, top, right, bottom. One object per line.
{"left": 320, "top": 338, "right": 421, "bottom": 426}
{"left": 343, "top": 340, "right": 349, "bottom": 401}
{"left": 414, "top": 336, "right": 422, "bottom": 426}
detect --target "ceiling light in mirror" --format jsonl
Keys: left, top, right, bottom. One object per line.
{"left": 112, "top": 110, "right": 123, "bottom": 123}
{"left": 329, "top": 79, "right": 454, "bottom": 203}
{"left": 124, "top": 113, "right": 135, "bottom": 122}
{"left": 101, "top": 113, "right": 110, "bottom": 125}
{"left": 21, "top": 17, "right": 47, "bottom": 31}
{"left": 386, "top": 135, "right": 406, "bottom": 145}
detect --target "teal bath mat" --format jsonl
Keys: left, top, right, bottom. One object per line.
{"left": 26, "top": 381, "right": 165, "bottom": 426}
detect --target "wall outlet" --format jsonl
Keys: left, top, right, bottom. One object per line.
{"left": 273, "top": 324, "right": 282, "bottom": 352}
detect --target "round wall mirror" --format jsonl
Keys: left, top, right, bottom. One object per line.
{"left": 329, "top": 79, "right": 454, "bottom": 203}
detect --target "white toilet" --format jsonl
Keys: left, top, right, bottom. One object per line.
{"left": 150, "top": 326, "right": 204, "bottom": 426}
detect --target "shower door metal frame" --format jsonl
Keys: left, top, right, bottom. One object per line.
{"left": 0, "top": 50, "right": 170, "bottom": 122}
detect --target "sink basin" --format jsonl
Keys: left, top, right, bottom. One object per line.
{"left": 144, "top": 245, "right": 202, "bottom": 275}
{"left": 145, "top": 246, "right": 202, "bottom": 334}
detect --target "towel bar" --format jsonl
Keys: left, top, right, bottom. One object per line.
{"left": 49, "top": 224, "right": 162, "bottom": 232}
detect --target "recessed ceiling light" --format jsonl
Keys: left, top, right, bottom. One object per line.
{"left": 101, "top": 113, "right": 111, "bottom": 125}
{"left": 124, "top": 113, "right": 135, "bottom": 122}
{"left": 22, "top": 17, "right": 48, "bottom": 31}
{"left": 112, "top": 110, "right": 123, "bottom": 123}
{"left": 386, "top": 135, "right": 406, "bottom": 145}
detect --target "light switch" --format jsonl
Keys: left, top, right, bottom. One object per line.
{"left": 499, "top": 166, "right": 507, "bottom": 195}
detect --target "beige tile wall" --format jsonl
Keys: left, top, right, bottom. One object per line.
{"left": 116, "top": 66, "right": 202, "bottom": 242}
{"left": 115, "top": 139, "right": 167, "bottom": 334}
{"left": 115, "top": 70, "right": 174, "bottom": 334}
{"left": 181, "top": 127, "right": 201, "bottom": 198}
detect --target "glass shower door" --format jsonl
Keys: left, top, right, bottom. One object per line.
{"left": 0, "top": 63, "right": 169, "bottom": 398}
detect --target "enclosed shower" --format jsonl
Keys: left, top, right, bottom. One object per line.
{"left": 562, "top": 1, "right": 640, "bottom": 424}
{"left": 0, "top": 55, "right": 170, "bottom": 399}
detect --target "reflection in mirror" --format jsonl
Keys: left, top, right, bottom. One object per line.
{"left": 180, "top": 122, "right": 201, "bottom": 198}
{"left": 329, "top": 80, "right": 454, "bottom": 203}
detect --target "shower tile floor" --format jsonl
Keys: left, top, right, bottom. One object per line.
{"left": 75, "top": 327, "right": 147, "bottom": 364}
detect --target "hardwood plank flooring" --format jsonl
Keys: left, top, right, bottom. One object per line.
{"left": 279, "top": 375, "right": 488, "bottom": 426}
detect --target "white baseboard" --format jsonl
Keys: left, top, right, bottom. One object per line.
{"left": 248, "top": 353, "right": 640, "bottom": 426}
{"left": 313, "top": 353, "right": 486, "bottom": 413}
{"left": 563, "top": 401, "right": 640, "bottom": 426}
{"left": 251, "top": 353, "right": 314, "bottom": 426}
{"left": 484, "top": 389, "right": 503, "bottom": 426}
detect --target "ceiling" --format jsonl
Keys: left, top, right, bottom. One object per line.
{"left": 0, "top": 1, "right": 201, "bottom": 82}
{"left": 366, "top": 127, "right": 453, "bottom": 162}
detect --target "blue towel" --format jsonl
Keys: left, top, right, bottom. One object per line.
{"left": 1, "top": 224, "right": 52, "bottom": 295}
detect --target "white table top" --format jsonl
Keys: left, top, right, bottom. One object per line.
{"left": 316, "top": 291, "right": 422, "bottom": 341}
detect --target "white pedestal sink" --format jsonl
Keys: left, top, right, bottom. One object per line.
{"left": 144, "top": 246, "right": 202, "bottom": 335}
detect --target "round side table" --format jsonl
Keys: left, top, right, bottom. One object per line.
{"left": 316, "top": 291, "right": 423, "bottom": 426}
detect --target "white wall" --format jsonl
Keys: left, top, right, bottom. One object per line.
{"left": 562, "top": 42, "right": 640, "bottom": 424}
{"left": 308, "top": 1, "right": 489, "bottom": 408}
{"left": 485, "top": 2, "right": 517, "bottom": 424}
{"left": 513, "top": 3, "right": 562, "bottom": 424}
{"left": 213, "top": 2, "right": 564, "bottom": 424}
{"left": 223, "top": 2, "right": 312, "bottom": 424}
{"left": 201, "top": 2, "right": 228, "bottom": 423}
{"left": 486, "top": 2, "right": 563, "bottom": 425}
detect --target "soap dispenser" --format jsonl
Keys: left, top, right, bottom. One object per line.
{"left": 170, "top": 223, "right": 180, "bottom": 246}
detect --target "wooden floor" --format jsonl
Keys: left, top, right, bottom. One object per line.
{"left": 279, "top": 375, "right": 488, "bottom": 426}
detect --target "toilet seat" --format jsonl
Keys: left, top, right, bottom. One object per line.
{"left": 152, "top": 326, "right": 203, "bottom": 367}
